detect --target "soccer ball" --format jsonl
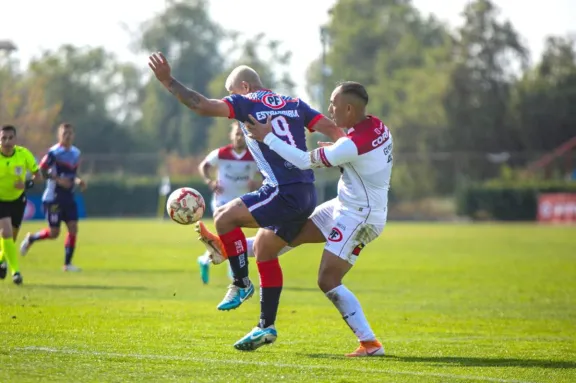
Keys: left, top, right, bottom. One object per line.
{"left": 166, "top": 187, "right": 205, "bottom": 225}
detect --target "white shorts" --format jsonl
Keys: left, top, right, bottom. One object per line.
{"left": 310, "top": 198, "right": 385, "bottom": 265}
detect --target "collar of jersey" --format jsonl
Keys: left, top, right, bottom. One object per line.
{"left": 0, "top": 146, "right": 16, "bottom": 158}
{"left": 348, "top": 115, "right": 377, "bottom": 135}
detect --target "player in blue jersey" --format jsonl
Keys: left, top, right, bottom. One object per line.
{"left": 149, "top": 52, "right": 344, "bottom": 348}
{"left": 20, "top": 123, "right": 87, "bottom": 271}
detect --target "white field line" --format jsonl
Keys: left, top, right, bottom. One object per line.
{"left": 14, "top": 346, "right": 538, "bottom": 383}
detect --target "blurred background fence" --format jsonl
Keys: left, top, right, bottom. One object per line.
{"left": 21, "top": 147, "right": 576, "bottom": 221}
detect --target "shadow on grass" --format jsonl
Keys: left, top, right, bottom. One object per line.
{"left": 28, "top": 284, "right": 147, "bottom": 291}
{"left": 283, "top": 286, "right": 319, "bottom": 292}
{"left": 306, "top": 353, "right": 576, "bottom": 369}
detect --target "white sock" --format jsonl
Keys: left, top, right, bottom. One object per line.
{"left": 325, "top": 284, "right": 376, "bottom": 342}
{"left": 247, "top": 237, "right": 256, "bottom": 258}
{"left": 246, "top": 237, "right": 293, "bottom": 258}
{"left": 198, "top": 251, "right": 211, "bottom": 265}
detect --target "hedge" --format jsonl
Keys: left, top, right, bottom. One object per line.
{"left": 456, "top": 180, "right": 576, "bottom": 221}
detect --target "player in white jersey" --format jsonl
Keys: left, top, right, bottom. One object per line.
{"left": 204, "top": 81, "right": 392, "bottom": 355}
{"left": 197, "top": 122, "right": 260, "bottom": 284}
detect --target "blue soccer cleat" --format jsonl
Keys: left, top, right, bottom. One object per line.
{"left": 197, "top": 255, "right": 211, "bottom": 285}
{"left": 217, "top": 282, "right": 254, "bottom": 311}
{"left": 234, "top": 325, "right": 277, "bottom": 351}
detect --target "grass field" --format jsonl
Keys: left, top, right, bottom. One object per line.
{"left": 1, "top": 220, "right": 575, "bottom": 383}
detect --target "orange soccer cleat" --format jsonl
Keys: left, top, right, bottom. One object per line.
{"left": 195, "top": 221, "right": 228, "bottom": 265}
{"left": 345, "top": 340, "right": 385, "bottom": 357}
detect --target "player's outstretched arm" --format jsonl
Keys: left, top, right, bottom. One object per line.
{"left": 148, "top": 52, "right": 230, "bottom": 118}
{"left": 310, "top": 116, "right": 346, "bottom": 142}
{"left": 246, "top": 115, "right": 357, "bottom": 170}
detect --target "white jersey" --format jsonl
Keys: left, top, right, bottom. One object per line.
{"left": 204, "top": 144, "right": 259, "bottom": 206}
{"left": 264, "top": 115, "right": 392, "bottom": 225}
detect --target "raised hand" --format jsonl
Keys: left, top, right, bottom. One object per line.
{"left": 148, "top": 52, "right": 172, "bottom": 84}
{"left": 245, "top": 115, "right": 273, "bottom": 142}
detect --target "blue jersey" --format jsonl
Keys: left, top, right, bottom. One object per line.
{"left": 39, "top": 144, "right": 81, "bottom": 202}
{"left": 223, "top": 90, "right": 323, "bottom": 187}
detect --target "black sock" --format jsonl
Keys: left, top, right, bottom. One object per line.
{"left": 228, "top": 253, "right": 249, "bottom": 288}
{"left": 259, "top": 286, "right": 282, "bottom": 328}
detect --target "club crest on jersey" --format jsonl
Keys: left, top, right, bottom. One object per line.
{"left": 262, "top": 94, "right": 286, "bottom": 110}
{"left": 14, "top": 166, "right": 23, "bottom": 175}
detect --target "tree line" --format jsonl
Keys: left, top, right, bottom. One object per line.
{"left": 307, "top": 0, "right": 576, "bottom": 196}
{"left": 0, "top": 0, "right": 574, "bottom": 196}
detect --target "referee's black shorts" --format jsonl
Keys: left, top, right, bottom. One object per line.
{"left": 0, "top": 193, "right": 27, "bottom": 229}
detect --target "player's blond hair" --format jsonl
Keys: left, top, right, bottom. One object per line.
{"left": 225, "top": 65, "right": 263, "bottom": 91}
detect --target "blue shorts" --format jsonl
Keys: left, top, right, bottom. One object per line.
{"left": 241, "top": 183, "right": 317, "bottom": 243}
{"left": 43, "top": 200, "right": 78, "bottom": 227}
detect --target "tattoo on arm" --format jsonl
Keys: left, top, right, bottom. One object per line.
{"left": 167, "top": 78, "right": 206, "bottom": 111}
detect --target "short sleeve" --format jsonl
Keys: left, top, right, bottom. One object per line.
{"left": 222, "top": 94, "right": 251, "bottom": 122}
{"left": 204, "top": 149, "right": 219, "bottom": 167}
{"left": 39, "top": 151, "right": 55, "bottom": 169}
{"left": 24, "top": 149, "right": 39, "bottom": 173}
{"left": 298, "top": 99, "right": 323, "bottom": 131}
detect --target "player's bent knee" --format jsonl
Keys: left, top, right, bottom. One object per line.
{"left": 214, "top": 198, "right": 258, "bottom": 233}
{"left": 317, "top": 276, "right": 341, "bottom": 293}
{"left": 317, "top": 251, "right": 352, "bottom": 293}
{"left": 66, "top": 221, "right": 78, "bottom": 234}
{"left": 0, "top": 218, "right": 13, "bottom": 238}
{"left": 254, "top": 230, "right": 286, "bottom": 262}
{"left": 317, "top": 267, "right": 342, "bottom": 293}
{"left": 49, "top": 228, "right": 61, "bottom": 239}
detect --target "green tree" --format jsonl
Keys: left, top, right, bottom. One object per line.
{"left": 27, "top": 45, "right": 141, "bottom": 154}
{"left": 307, "top": 0, "right": 453, "bottom": 197}
{"left": 443, "top": 0, "right": 528, "bottom": 154}
{"left": 510, "top": 36, "right": 576, "bottom": 153}
{"left": 135, "top": 0, "right": 223, "bottom": 155}
{"left": 0, "top": 64, "right": 61, "bottom": 155}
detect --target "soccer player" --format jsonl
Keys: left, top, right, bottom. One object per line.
{"left": 0, "top": 125, "right": 40, "bottom": 285}
{"left": 207, "top": 82, "right": 392, "bottom": 356}
{"left": 20, "top": 123, "right": 86, "bottom": 271}
{"left": 148, "top": 53, "right": 344, "bottom": 347}
{"left": 197, "top": 121, "right": 260, "bottom": 284}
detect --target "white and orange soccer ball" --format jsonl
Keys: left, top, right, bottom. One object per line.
{"left": 166, "top": 187, "right": 205, "bottom": 225}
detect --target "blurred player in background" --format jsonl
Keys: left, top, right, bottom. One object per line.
{"left": 206, "top": 82, "right": 392, "bottom": 356}
{"left": 197, "top": 121, "right": 260, "bottom": 284}
{"left": 149, "top": 52, "right": 344, "bottom": 349}
{"left": 0, "top": 125, "right": 40, "bottom": 285}
{"left": 20, "top": 123, "right": 87, "bottom": 272}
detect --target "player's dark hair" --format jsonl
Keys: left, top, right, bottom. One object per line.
{"left": 1, "top": 125, "right": 16, "bottom": 135}
{"left": 59, "top": 122, "right": 74, "bottom": 130}
{"left": 337, "top": 81, "right": 369, "bottom": 105}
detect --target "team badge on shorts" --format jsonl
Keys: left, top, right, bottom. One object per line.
{"left": 328, "top": 227, "right": 343, "bottom": 242}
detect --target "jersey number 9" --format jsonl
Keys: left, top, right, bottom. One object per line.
{"left": 271, "top": 116, "right": 296, "bottom": 147}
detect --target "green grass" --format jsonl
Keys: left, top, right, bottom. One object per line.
{"left": 1, "top": 220, "right": 575, "bottom": 383}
